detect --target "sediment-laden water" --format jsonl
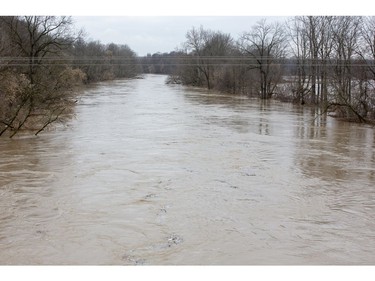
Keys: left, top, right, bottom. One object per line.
{"left": 1, "top": 74, "right": 375, "bottom": 265}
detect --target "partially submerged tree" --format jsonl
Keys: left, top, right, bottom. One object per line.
{"left": 286, "top": 16, "right": 335, "bottom": 105}
{"left": 184, "top": 26, "right": 233, "bottom": 90}
{"left": 286, "top": 17, "right": 312, "bottom": 104}
{"left": 328, "top": 16, "right": 365, "bottom": 121}
{"left": 238, "top": 19, "right": 287, "bottom": 99}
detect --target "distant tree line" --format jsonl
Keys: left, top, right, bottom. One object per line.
{"left": 0, "top": 16, "right": 139, "bottom": 137}
{"left": 139, "top": 51, "right": 185, "bottom": 75}
{"left": 145, "top": 17, "right": 375, "bottom": 122}
{"left": 71, "top": 38, "right": 139, "bottom": 83}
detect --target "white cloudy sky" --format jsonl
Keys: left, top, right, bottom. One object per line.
{"left": 72, "top": 16, "right": 282, "bottom": 56}
{"left": 3, "top": 0, "right": 374, "bottom": 56}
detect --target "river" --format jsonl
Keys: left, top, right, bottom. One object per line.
{"left": 1, "top": 74, "right": 375, "bottom": 265}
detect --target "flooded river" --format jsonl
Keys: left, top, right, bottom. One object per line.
{"left": 1, "top": 74, "right": 375, "bottom": 265}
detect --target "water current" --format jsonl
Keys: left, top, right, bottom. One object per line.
{"left": 1, "top": 74, "right": 375, "bottom": 265}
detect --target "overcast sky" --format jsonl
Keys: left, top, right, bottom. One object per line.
{"left": 73, "top": 16, "right": 285, "bottom": 56}
{"left": 4, "top": 0, "right": 374, "bottom": 56}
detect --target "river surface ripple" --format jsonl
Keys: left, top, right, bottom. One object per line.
{"left": 1, "top": 74, "right": 375, "bottom": 265}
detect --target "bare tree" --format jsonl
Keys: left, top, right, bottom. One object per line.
{"left": 238, "top": 19, "right": 286, "bottom": 99}
{"left": 358, "top": 16, "right": 375, "bottom": 118}
{"left": 184, "top": 26, "right": 212, "bottom": 88}
{"left": 184, "top": 26, "right": 233, "bottom": 90}
{"left": 359, "top": 17, "right": 375, "bottom": 80}
{"left": 328, "top": 16, "right": 365, "bottom": 121}
{"left": 0, "top": 16, "right": 82, "bottom": 137}
{"left": 306, "top": 16, "right": 321, "bottom": 103}
{"left": 1, "top": 16, "right": 76, "bottom": 83}
{"left": 287, "top": 17, "right": 312, "bottom": 104}
{"left": 317, "top": 16, "right": 335, "bottom": 105}
{"left": 331, "top": 17, "right": 362, "bottom": 101}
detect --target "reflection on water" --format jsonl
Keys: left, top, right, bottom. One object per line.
{"left": 1, "top": 74, "right": 375, "bottom": 265}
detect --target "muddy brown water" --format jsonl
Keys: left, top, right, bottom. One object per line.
{"left": 1, "top": 74, "right": 375, "bottom": 265}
